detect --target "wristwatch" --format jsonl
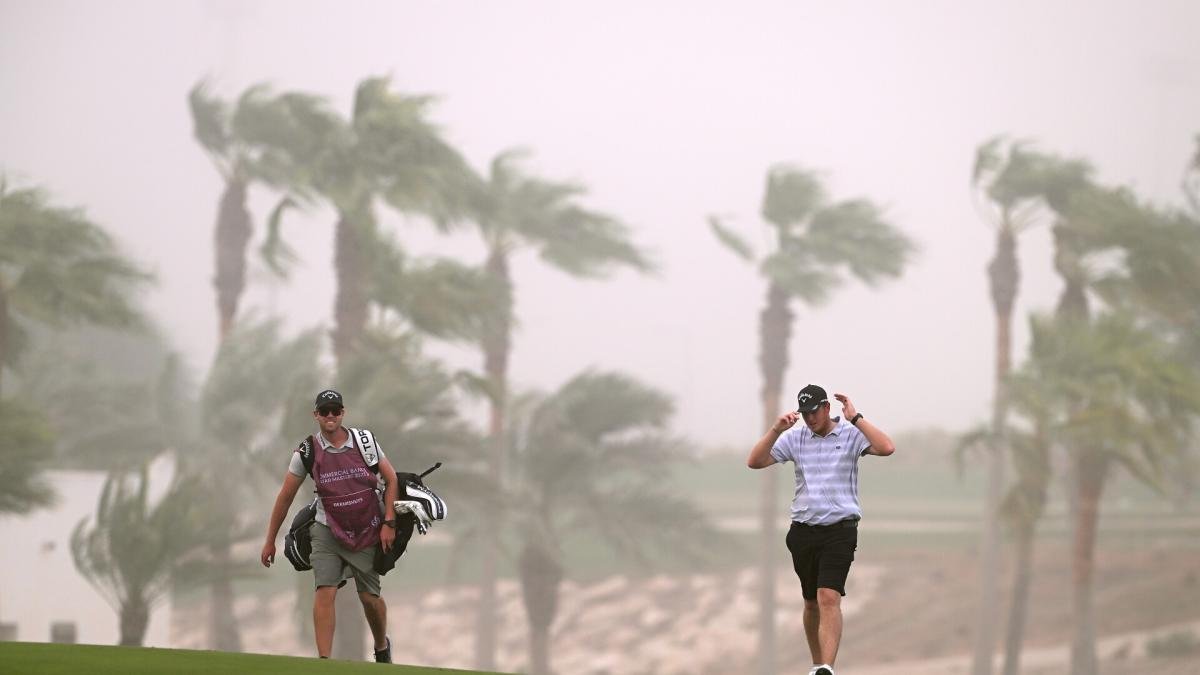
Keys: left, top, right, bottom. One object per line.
{"left": 382, "top": 519, "right": 397, "bottom": 529}
{"left": 850, "top": 413, "right": 863, "bottom": 426}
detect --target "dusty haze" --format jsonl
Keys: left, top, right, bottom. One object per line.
{"left": 2, "top": 0, "right": 1199, "bottom": 669}
{"left": 2, "top": 0, "right": 1196, "bottom": 443}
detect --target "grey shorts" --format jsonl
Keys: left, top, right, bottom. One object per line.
{"left": 309, "top": 521, "right": 381, "bottom": 596}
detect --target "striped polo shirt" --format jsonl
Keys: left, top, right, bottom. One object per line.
{"left": 770, "top": 417, "right": 871, "bottom": 525}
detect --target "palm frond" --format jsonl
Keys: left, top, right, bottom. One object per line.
{"left": 805, "top": 199, "right": 917, "bottom": 286}
{"left": 259, "top": 195, "right": 301, "bottom": 278}
{"left": 366, "top": 232, "right": 496, "bottom": 342}
{"left": 0, "top": 183, "right": 153, "bottom": 365}
{"left": 1016, "top": 310, "right": 1200, "bottom": 481}
{"left": 71, "top": 468, "right": 210, "bottom": 613}
{"left": 761, "top": 164, "right": 826, "bottom": 229}
{"left": 708, "top": 215, "right": 756, "bottom": 263}
{"left": 187, "top": 79, "right": 231, "bottom": 172}
{"left": 473, "top": 150, "right": 655, "bottom": 278}
{"left": 971, "top": 135, "right": 1007, "bottom": 187}
{"left": 759, "top": 247, "right": 836, "bottom": 305}
{"left": 504, "top": 370, "right": 720, "bottom": 570}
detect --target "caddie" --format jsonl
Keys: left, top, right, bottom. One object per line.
{"left": 261, "top": 389, "right": 400, "bottom": 662}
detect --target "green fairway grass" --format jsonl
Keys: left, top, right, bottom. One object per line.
{"left": 0, "top": 642, "right": 507, "bottom": 675}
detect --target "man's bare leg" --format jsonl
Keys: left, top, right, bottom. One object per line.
{"left": 816, "top": 588, "right": 844, "bottom": 665}
{"left": 313, "top": 586, "right": 337, "bottom": 658}
{"left": 359, "top": 591, "right": 388, "bottom": 651}
{"left": 803, "top": 598, "right": 822, "bottom": 665}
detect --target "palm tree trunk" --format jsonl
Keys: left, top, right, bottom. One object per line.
{"left": 118, "top": 595, "right": 150, "bottom": 646}
{"left": 973, "top": 226, "right": 1019, "bottom": 675}
{"left": 213, "top": 178, "right": 251, "bottom": 342}
{"left": 519, "top": 542, "right": 563, "bottom": 675}
{"left": 331, "top": 207, "right": 372, "bottom": 658}
{"left": 332, "top": 211, "right": 370, "bottom": 363}
{"left": 756, "top": 282, "right": 792, "bottom": 675}
{"left": 475, "top": 248, "right": 514, "bottom": 670}
{"left": 1001, "top": 523, "right": 1035, "bottom": 675}
{"left": 1052, "top": 224, "right": 1089, "bottom": 323}
{"left": 1069, "top": 453, "right": 1108, "bottom": 675}
{"left": 207, "top": 539, "right": 243, "bottom": 652}
{"left": 1056, "top": 280, "right": 1088, "bottom": 322}
{"left": 0, "top": 288, "right": 8, "bottom": 396}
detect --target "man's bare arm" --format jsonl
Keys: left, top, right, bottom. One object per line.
{"left": 747, "top": 412, "right": 800, "bottom": 469}
{"left": 261, "top": 471, "right": 305, "bottom": 567}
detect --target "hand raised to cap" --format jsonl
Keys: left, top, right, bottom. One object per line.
{"left": 834, "top": 393, "right": 857, "bottom": 420}
{"left": 772, "top": 411, "right": 800, "bottom": 434}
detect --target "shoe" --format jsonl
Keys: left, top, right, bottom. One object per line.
{"left": 813, "top": 667, "right": 834, "bottom": 675}
{"left": 374, "top": 636, "right": 392, "bottom": 663}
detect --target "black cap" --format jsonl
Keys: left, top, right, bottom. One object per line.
{"left": 796, "top": 384, "right": 828, "bottom": 413}
{"left": 314, "top": 389, "right": 344, "bottom": 409}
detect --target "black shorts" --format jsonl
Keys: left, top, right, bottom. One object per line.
{"left": 785, "top": 519, "right": 858, "bottom": 600}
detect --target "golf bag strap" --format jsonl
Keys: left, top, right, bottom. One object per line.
{"left": 348, "top": 428, "right": 380, "bottom": 474}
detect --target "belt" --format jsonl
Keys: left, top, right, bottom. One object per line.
{"left": 791, "top": 518, "right": 859, "bottom": 530}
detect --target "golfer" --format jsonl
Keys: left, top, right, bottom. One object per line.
{"left": 746, "top": 384, "right": 896, "bottom": 675}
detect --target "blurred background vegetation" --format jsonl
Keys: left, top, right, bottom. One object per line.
{"left": 2, "top": 5, "right": 1200, "bottom": 675}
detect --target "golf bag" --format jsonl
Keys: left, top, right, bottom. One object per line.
{"left": 374, "top": 463, "right": 447, "bottom": 575}
{"left": 283, "top": 497, "right": 318, "bottom": 571}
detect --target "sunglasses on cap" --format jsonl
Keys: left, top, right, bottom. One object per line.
{"left": 315, "top": 407, "right": 344, "bottom": 418}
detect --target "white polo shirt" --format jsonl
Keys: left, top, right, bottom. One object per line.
{"left": 770, "top": 417, "right": 871, "bottom": 525}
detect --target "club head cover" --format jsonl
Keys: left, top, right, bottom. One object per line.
{"left": 394, "top": 499, "right": 432, "bottom": 535}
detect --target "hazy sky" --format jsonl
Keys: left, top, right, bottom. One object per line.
{"left": 3, "top": 0, "right": 1199, "bottom": 447}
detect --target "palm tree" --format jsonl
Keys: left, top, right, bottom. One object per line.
{"left": 0, "top": 182, "right": 151, "bottom": 627}
{"left": 995, "top": 369, "right": 1053, "bottom": 675}
{"left": 188, "top": 81, "right": 330, "bottom": 340}
{"left": 966, "top": 139, "right": 1092, "bottom": 674}
{"left": 0, "top": 179, "right": 150, "bottom": 395}
{"left": 284, "top": 76, "right": 487, "bottom": 658}
{"left": 1050, "top": 186, "right": 1200, "bottom": 673}
{"left": 976, "top": 164, "right": 1200, "bottom": 674}
{"left": 463, "top": 149, "right": 654, "bottom": 668}
{"left": 281, "top": 76, "right": 476, "bottom": 363}
{"left": 709, "top": 164, "right": 915, "bottom": 675}
{"left": 70, "top": 466, "right": 209, "bottom": 646}
{"left": 505, "top": 371, "right": 720, "bottom": 675}
{"left": 252, "top": 76, "right": 485, "bottom": 659}
{"left": 1017, "top": 311, "right": 1200, "bottom": 675}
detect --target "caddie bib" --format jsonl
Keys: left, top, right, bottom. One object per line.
{"left": 312, "top": 438, "right": 381, "bottom": 551}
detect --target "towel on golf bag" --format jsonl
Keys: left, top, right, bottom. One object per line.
{"left": 374, "top": 470, "right": 447, "bottom": 574}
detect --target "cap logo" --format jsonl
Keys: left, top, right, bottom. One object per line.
{"left": 320, "top": 392, "right": 338, "bottom": 400}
